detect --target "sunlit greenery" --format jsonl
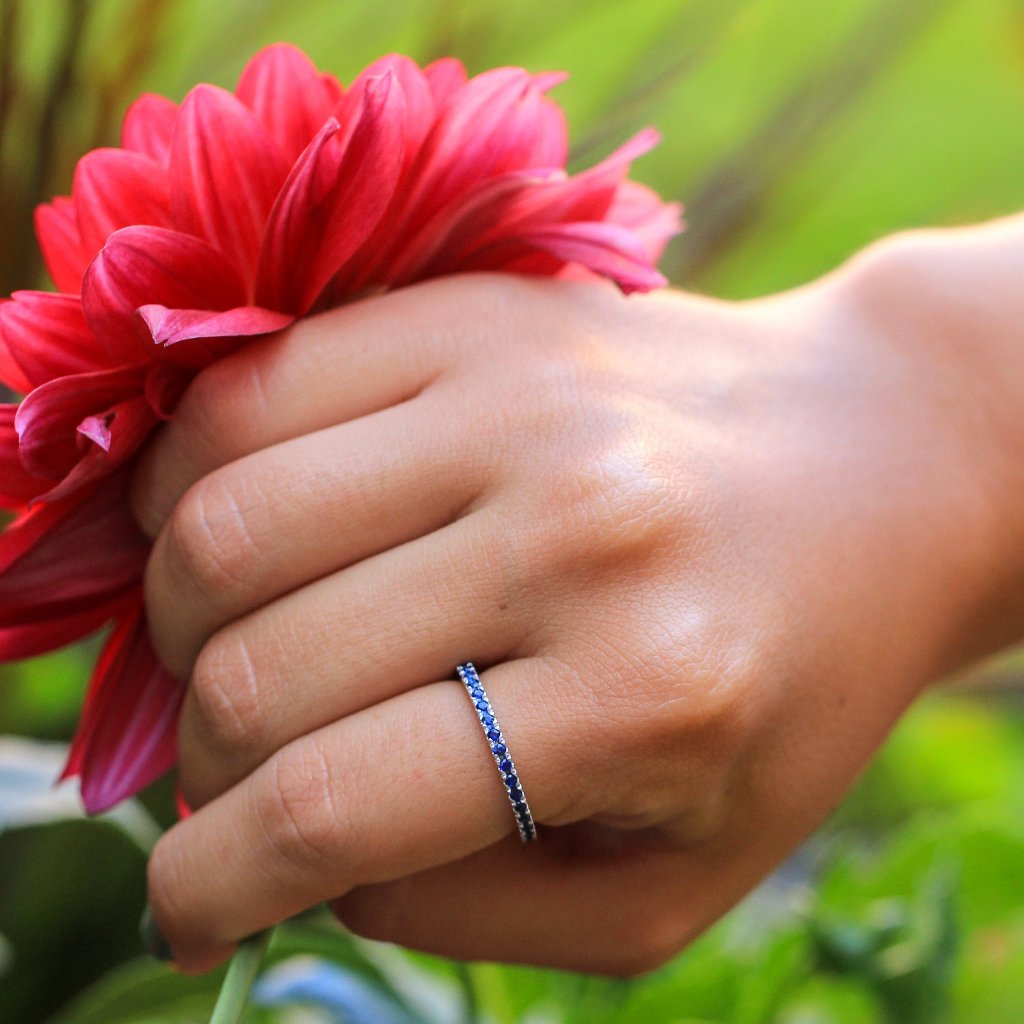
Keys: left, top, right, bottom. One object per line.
{"left": 3, "top": 1, "right": 1024, "bottom": 1021}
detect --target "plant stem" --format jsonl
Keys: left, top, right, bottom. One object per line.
{"left": 454, "top": 960, "right": 480, "bottom": 1024}
{"left": 209, "top": 930, "right": 271, "bottom": 1024}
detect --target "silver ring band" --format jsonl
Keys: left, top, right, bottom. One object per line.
{"left": 455, "top": 662, "right": 537, "bottom": 842}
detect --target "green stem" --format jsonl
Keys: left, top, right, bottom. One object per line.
{"left": 454, "top": 960, "right": 480, "bottom": 1024}
{"left": 208, "top": 930, "right": 271, "bottom": 1024}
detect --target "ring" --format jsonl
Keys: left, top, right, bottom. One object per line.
{"left": 456, "top": 662, "right": 537, "bottom": 842}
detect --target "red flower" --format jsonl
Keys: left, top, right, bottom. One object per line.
{"left": 0, "top": 45, "right": 681, "bottom": 813}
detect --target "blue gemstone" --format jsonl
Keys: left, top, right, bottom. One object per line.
{"left": 471, "top": 689, "right": 484, "bottom": 700}
{"left": 486, "top": 728, "right": 501, "bottom": 741}
{"left": 481, "top": 714, "right": 495, "bottom": 728}
{"left": 514, "top": 802, "right": 528, "bottom": 815}
{"left": 506, "top": 779, "right": 520, "bottom": 793}
{"left": 498, "top": 759, "right": 513, "bottom": 774}
{"left": 474, "top": 699, "right": 488, "bottom": 711}
{"left": 491, "top": 743, "right": 507, "bottom": 756}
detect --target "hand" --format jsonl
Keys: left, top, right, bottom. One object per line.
{"left": 131, "top": 240, "right": 1022, "bottom": 975}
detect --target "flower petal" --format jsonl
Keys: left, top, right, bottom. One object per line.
{"left": 121, "top": 92, "right": 179, "bottom": 161}
{"left": 170, "top": 84, "right": 290, "bottom": 285}
{"left": 504, "top": 221, "right": 669, "bottom": 293}
{"left": 346, "top": 68, "right": 568, "bottom": 291}
{"left": 355, "top": 55, "right": 435, "bottom": 169}
{"left": 138, "top": 305, "right": 294, "bottom": 347}
{"left": 0, "top": 473, "right": 150, "bottom": 627}
{"left": 34, "top": 197, "right": 91, "bottom": 293}
{"left": 15, "top": 365, "right": 146, "bottom": 480}
{"left": 0, "top": 594, "right": 131, "bottom": 661}
{"left": 606, "top": 181, "right": 683, "bottom": 263}
{"left": 82, "top": 225, "right": 248, "bottom": 367}
{"left": 0, "top": 404, "right": 48, "bottom": 507}
{"left": 423, "top": 57, "right": 468, "bottom": 104}
{"left": 401, "top": 68, "right": 567, "bottom": 221}
{"left": 0, "top": 291, "right": 111, "bottom": 389}
{"left": 256, "top": 72, "right": 405, "bottom": 314}
{"left": 63, "top": 602, "right": 184, "bottom": 813}
{"left": 73, "top": 148, "right": 171, "bottom": 255}
{"left": 0, "top": 304, "right": 34, "bottom": 394}
{"left": 235, "top": 43, "right": 343, "bottom": 162}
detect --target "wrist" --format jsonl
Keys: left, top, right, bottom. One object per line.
{"left": 829, "top": 219, "right": 1024, "bottom": 670}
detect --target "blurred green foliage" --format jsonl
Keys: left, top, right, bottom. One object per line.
{"left": 3, "top": 0, "right": 1024, "bottom": 1021}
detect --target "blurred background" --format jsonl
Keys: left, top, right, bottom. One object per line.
{"left": 3, "top": 1, "right": 1024, "bottom": 1022}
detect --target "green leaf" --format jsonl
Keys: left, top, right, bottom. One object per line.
{"left": 45, "top": 958, "right": 225, "bottom": 1024}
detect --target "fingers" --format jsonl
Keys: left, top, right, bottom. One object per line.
{"left": 146, "top": 659, "right": 596, "bottom": 972}
{"left": 142, "top": 383, "right": 491, "bottom": 678}
{"left": 174, "top": 505, "right": 536, "bottom": 807}
{"left": 130, "top": 278, "right": 478, "bottom": 537}
{"left": 332, "top": 837, "right": 702, "bottom": 977}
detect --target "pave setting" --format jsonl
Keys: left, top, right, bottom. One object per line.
{"left": 455, "top": 662, "right": 537, "bottom": 843}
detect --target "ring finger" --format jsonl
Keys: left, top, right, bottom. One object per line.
{"left": 175, "top": 500, "right": 545, "bottom": 807}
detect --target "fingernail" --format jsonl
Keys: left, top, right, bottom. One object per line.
{"left": 140, "top": 903, "right": 174, "bottom": 963}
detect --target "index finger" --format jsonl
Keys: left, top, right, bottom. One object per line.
{"left": 130, "top": 276, "right": 483, "bottom": 539}
{"left": 145, "top": 659, "right": 592, "bottom": 972}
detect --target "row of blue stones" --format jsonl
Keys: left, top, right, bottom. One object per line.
{"left": 456, "top": 662, "right": 537, "bottom": 842}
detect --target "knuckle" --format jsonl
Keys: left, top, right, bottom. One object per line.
{"left": 177, "top": 357, "right": 264, "bottom": 452}
{"left": 188, "top": 632, "right": 264, "bottom": 756}
{"left": 551, "top": 441, "right": 687, "bottom": 575}
{"left": 258, "top": 745, "right": 345, "bottom": 875}
{"left": 164, "top": 474, "right": 262, "bottom": 599}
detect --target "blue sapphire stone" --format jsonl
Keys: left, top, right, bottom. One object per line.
{"left": 486, "top": 728, "right": 501, "bottom": 741}
{"left": 498, "top": 759, "right": 513, "bottom": 774}
{"left": 514, "top": 801, "right": 528, "bottom": 815}
{"left": 480, "top": 714, "right": 495, "bottom": 728}
{"left": 474, "top": 699, "right": 489, "bottom": 711}
{"left": 491, "top": 743, "right": 507, "bottom": 756}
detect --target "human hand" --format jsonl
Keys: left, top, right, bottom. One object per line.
{"left": 131, "top": 237, "right": 1023, "bottom": 974}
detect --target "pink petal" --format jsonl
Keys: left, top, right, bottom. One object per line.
{"left": 63, "top": 602, "right": 184, "bottom": 813}
{"left": 0, "top": 592, "right": 132, "bottom": 661}
{"left": 15, "top": 365, "right": 145, "bottom": 480}
{"left": 0, "top": 474, "right": 149, "bottom": 628}
{"left": 138, "top": 304, "right": 294, "bottom": 347}
{"left": 0, "top": 404, "right": 48, "bottom": 507}
{"left": 256, "top": 72, "right": 405, "bottom": 314}
{"left": 355, "top": 55, "right": 435, "bottom": 169}
{"left": 82, "top": 225, "right": 248, "bottom": 367}
{"left": 235, "top": 43, "right": 343, "bottom": 162}
{"left": 347, "top": 68, "right": 569, "bottom": 291}
{"left": 0, "top": 303, "right": 34, "bottom": 394}
{"left": 423, "top": 57, "right": 468, "bottom": 104}
{"left": 402, "top": 68, "right": 567, "bottom": 221}
{"left": 385, "top": 169, "right": 555, "bottom": 283}
{"left": 170, "top": 84, "right": 290, "bottom": 284}
{"left": 73, "top": 148, "right": 171, "bottom": 255}
{"left": 34, "top": 197, "right": 91, "bottom": 293}
{"left": 508, "top": 221, "right": 669, "bottom": 293}
{"left": 606, "top": 181, "right": 683, "bottom": 262}
{"left": 121, "top": 93, "right": 179, "bottom": 161}
{"left": 44, "top": 395, "right": 158, "bottom": 503}
{"left": 0, "top": 291, "right": 111, "bottom": 389}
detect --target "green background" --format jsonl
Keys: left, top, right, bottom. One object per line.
{"left": 2, "top": 1, "right": 1024, "bottom": 1021}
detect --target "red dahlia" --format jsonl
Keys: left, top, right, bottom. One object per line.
{"left": 0, "top": 44, "right": 680, "bottom": 813}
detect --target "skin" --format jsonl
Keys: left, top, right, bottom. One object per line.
{"left": 131, "top": 214, "right": 1024, "bottom": 976}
